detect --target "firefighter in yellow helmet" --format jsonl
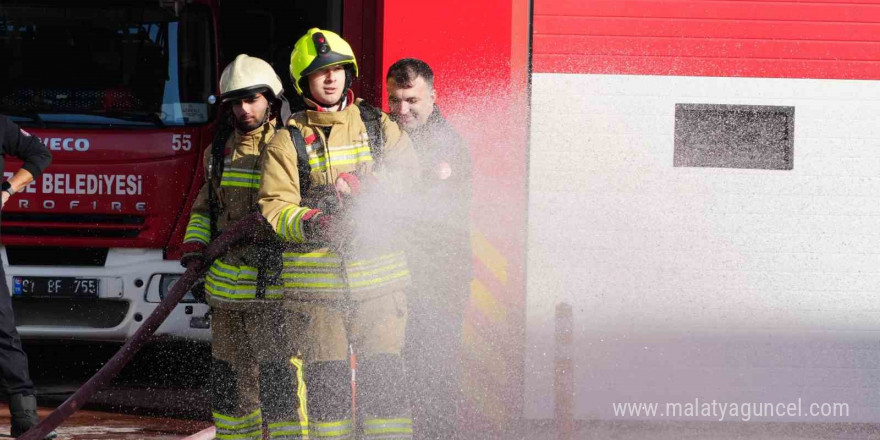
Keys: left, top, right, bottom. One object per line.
{"left": 258, "top": 29, "right": 421, "bottom": 439}
{"left": 180, "top": 54, "right": 306, "bottom": 440}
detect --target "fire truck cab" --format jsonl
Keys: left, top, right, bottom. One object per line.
{"left": 1, "top": 0, "right": 226, "bottom": 341}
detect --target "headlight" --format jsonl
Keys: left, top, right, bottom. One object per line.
{"left": 144, "top": 274, "right": 202, "bottom": 303}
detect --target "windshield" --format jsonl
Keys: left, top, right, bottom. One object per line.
{"left": 0, "top": 2, "right": 215, "bottom": 127}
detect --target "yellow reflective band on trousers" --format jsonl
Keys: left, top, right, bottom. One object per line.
{"left": 213, "top": 409, "right": 263, "bottom": 440}
{"left": 309, "top": 419, "right": 354, "bottom": 439}
{"left": 281, "top": 251, "right": 410, "bottom": 294}
{"left": 184, "top": 213, "right": 211, "bottom": 245}
{"left": 362, "top": 418, "right": 413, "bottom": 440}
{"left": 290, "top": 357, "right": 309, "bottom": 429}
{"left": 268, "top": 420, "right": 308, "bottom": 439}
{"left": 221, "top": 167, "right": 262, "bottom": 189}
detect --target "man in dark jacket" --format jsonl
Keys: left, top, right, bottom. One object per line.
{"left": 387, "top": 59, "right": 472, "bottom": 440}
{"left": 0, "top": 115, "right": 54, "bottom": 439}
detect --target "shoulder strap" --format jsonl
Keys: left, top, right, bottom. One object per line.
{"left": 208, "top": 120, "right": 234, "bottom": 240}
{"left": 287, "top": 126, "right": 312, "bottom": 196}
{"left": 356, "top": 102, "right": 385, "bottom": 164}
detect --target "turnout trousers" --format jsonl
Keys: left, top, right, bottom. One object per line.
{"left": 211, "top": 307, "right": 307, "bottom": 440}
{"left": 284, "top": 290, "right": 412, "bottom": 440}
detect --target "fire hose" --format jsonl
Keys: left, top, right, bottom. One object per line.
{"left": 18, "top": 212, "right": 266, "bottom": 440}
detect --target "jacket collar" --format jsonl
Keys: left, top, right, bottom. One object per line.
{"left": 408, "top": 105, "right": 445, "bottom": 137}
{"left": 305, "top": 91, "right": 359, "bottom": 126}
{"left": 232, "top": 122, "right": 274, "bottom": 151}
{"left": 236, "top": 121, "right": 273, "bottom": 138}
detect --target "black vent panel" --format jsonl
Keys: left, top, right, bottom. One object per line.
{"left": 1, "top": 213, "right": 145, "bottom": 239}
{"left": 6, "top": 246, "right": 108, "bottom": 266}
{"left": 12, "top": 299, "right": 128, "bottom": 328}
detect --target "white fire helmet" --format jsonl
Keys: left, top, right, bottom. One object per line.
{"left": 218, "top": 54, "right": 284, "bottom": 103}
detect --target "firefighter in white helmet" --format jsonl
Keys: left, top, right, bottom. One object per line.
{"left": 258, "top": 28, "right": 421, "bottom": 439}
{"left": 180, "top": 54, "right": 306, "bottom": 440}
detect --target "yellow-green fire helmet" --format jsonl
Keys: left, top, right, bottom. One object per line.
{"left": 289, "top": 28, "right": 358, "bottom": 95}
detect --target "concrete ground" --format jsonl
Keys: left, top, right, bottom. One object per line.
{"left": 0, "top": 403, "right": 210, "bottom": 439}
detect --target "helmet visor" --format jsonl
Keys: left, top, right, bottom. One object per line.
{"left": 219, "top": 85, "right": 272, "bottom": 103}
{"left": 299, "top": 52, "right": 356, "bottom": 80}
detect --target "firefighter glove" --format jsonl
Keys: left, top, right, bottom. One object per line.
{"left": 302, "top": 184, "right": 343, "bottom": 215}
{"left": 302, "top": 209, "right": 354, "bottom": 249}
{"left": 181, "top": 253, "right": 206, "bottom": 272}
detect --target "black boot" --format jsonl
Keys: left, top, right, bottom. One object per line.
{"left": 9, "top": 394, "right": 57, "bottom": 439}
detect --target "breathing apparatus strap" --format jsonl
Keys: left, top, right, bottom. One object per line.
{"left": 355, "top": 103, "right": 385, "bottom": 167}
{"left": 287, "top": 126, "right": 313, "bottom": 197}
{"left": 208, "top": 114, "right": 235, "bottom": 240}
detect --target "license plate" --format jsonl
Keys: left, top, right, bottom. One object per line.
{"left": 12, "top": 276, "right": 99, "bottom": 298}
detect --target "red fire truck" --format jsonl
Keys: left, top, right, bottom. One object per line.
{"left": 1, "top": 0, "right": 224, "bottom": 342}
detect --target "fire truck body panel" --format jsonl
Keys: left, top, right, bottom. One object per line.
{"left": 6, "top": 248, "right": 210, "bottom": 341}
{"left": 3, "top": 128, "right": 202, "bottom": 248}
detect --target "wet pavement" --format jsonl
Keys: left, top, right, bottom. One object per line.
{"left": 0, "top": 340, "right": 213, "bottom": 439}
{"left": 26, "top": 341, "right": 212, "bottom": 420}
{"left": 11, "top": 341, "right": 880, "bottom": 439}
{"left": 0, "top": 404, "right": 211, "bottom": 439}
